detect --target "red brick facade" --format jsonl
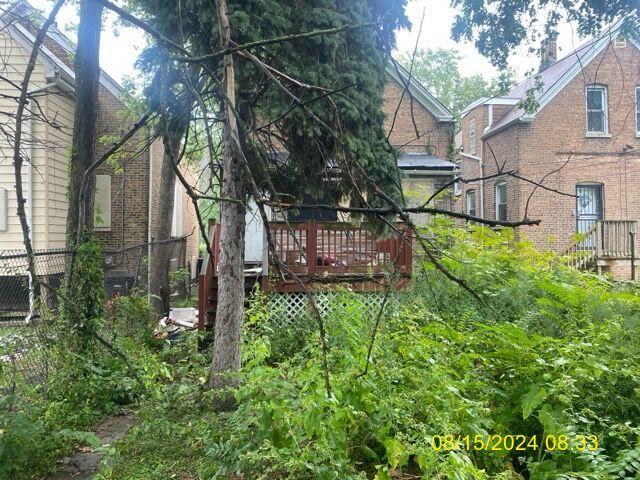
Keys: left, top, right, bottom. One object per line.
{"left": 457, "top": 34, "right": 640, "bottom": 278}
{"left": 383, "top": 78, "right": 453, "bottom": 158}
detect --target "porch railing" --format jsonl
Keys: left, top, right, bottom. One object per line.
{"left": 563, "top": 220, "right": 638, "bottom": 270}
{"left": 598, "top": 220, "right": 637, "bottom": 258}
{"left": 268, "top": 221, "right": 412, "bottom": 277}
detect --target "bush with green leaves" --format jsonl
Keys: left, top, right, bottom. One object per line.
{"left": 0, "top": 240, "right": 164, "bottom": 479}
{"left": 100, "top": 222, "right": 640, "bottom": 479}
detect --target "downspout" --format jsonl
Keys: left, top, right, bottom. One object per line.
{"left": 23, "top": 73, "right": 63, "bottom": 323}
{"left": 479, "top": 139, "right": 485, "bottom": 219}
{"left": 479, "top": 105, "right": 494, "bottom": 219}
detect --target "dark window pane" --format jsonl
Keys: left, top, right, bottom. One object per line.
{"left": 588, "top": 111, "right": 604, "bottom": 132}
{"left": 587, "top": 89, "right": 602, "bottom": 109}
{"left": 497, "top": 204, "right": 507, "bottom": 221}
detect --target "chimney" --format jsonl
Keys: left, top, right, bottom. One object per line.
{"left": 539, "top": 33, "right": 558, "bottom": 72}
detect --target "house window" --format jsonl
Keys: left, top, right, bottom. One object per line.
{"left": 466, "top": 189, "right": 476, "bottom": 217}
{"left": 636, "top": 86, "right": 640, "bottom": 135}
{"left": 586, "top": 85, "right": 608, "bottom": 134}
{"left": 0, "top": 188, "right": 6, "bottom": 232}
{"left": 171, "top": 181, "right": 183, "bottom": 237}
{"left": 453, "top": 173, "right": 462, "bottom": 196}
{"left": 614, "top": 36, "right": 627, "bottom": 48}
{"left": 495, "top": 182, "right": 507, "bottom": 221}
{"left": 94, "top": 175, "right": 111, "bottom": 230}
{"left": 468, "top": 119, "right": 476, "bottom": 155}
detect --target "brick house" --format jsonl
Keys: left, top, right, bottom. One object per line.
{"left": 456, "top": 18, "right": 640, "bottom": 278}
{"left": 385, "top": 62, "right": 457, "bottom": 223}
{"left": 0, "top": 2, "right": 200, "bottom": 277}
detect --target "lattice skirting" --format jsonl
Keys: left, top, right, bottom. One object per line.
{"left": 265, "top": 291, "right": 398, "bottom": 328}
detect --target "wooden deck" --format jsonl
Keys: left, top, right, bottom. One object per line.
{"left": 564, "top": 220, "right": 638, "bottom": 273}
{"left": 198, "top": 221, "right": 413, "bottom": 329}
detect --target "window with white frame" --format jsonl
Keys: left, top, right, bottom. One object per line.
{"left": 468, "top": 119, "right": 476, "bottom": 154}
{"left": 636, "top": 86, "right": 640, "bottom": 135}
{"left": 586, "top": 85, "right": 608, "bottom": 134}
{"left": 171, "top": 181, "right": 183, "bottom": 237}
{"left": 0, "top": 188, "right": 6, "bottom": 232}
{"left": 466, "top": 189, "right": 476, "bottom": 217}
{"left": 453, "top": 173, "right": 462, "bottom": 196}
{"left": 94, "top": 175, "right": 111, "bottom": 230}
{"left": 614, "top": 36, "right": 627, "bottom": 48}
{"left": 495, "top": 182, "right": 507, "bottom": 221}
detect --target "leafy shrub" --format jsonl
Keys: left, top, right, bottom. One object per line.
{"left": 95, "top": 223, "right": 640, "bottom": 479}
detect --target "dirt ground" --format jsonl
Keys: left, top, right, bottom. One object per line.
{"left": 47, "top": 411, "right": 137, "bottom": 480}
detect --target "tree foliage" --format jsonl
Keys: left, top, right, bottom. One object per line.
{"left": 451, "top": 0, "right": 640, "bottom": 68}
{"left": 400, "top": 48, "right": 515, "bottom": 117}
{"left": 181, "top": 0, "right": 411, "bottom": 206}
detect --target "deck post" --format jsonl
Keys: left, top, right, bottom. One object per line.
{"left": 595, "top": 221, "right": 602, "bottom": 260}
{"left": 631, "top": 229, "right": 636, "bottom": 281}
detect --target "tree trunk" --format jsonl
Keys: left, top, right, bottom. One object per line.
{"left": 66, "top": 0, "right": 103, "bottom": 247}
{"left": 211, "top": 125, "right": 246, "bottom": 406}
{"left": 211, "top": 0, "right": 247, "bottom": 411}
{"left": 149, "top": 129, "right": 184, "bottom": 316}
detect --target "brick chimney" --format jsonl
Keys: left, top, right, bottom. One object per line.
{"left": 539, "top": 34, "right": 558, "bottom": 72}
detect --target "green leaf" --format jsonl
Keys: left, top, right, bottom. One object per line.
{"left": 384, "top": 438, "right": 408, "bottom": 469}
{"left": 522, "top": 384, "right": 548, "bottom": 419}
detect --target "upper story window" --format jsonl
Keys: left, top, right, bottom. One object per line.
{"left": 636, "top": 86, "right": 640, "bottom": 135}
{"left": 614, "top": 36, "right": 627, "bottom": 48}
{"left": 466, "top": 189, "right": 476, "bottom": 217}
{"left": 586, "top": 85, "right": 608, "bottom": 134}
{"left": 468, "top": 119, "right": 476, "bottom": 155}
{"left": 495, "top": 182, "right": 507, "bottom": 221}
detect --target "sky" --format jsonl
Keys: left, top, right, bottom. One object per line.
{"left": 30, "top": 0, "right": 591, "bottom": 87}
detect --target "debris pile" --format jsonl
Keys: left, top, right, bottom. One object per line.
{"left": 153, "top": 307, "right": 198, "bottom": 340}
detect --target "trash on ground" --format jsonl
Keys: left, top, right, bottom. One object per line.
{"left": 153, "top": 307, "right": 198, "bottom": 340}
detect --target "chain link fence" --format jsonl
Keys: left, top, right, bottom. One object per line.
{"left": 0, "top": 236, "right": 192, "bottom": 388}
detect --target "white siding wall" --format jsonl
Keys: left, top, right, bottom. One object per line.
{"left": 0, "top": 29, "right": 73, "bottom": 252}
{"left": 45, "top": 86, "right": 73, "bottom": 249}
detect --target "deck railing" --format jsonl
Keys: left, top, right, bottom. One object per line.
{"left": 598, "top": 220, "right": 637, "bottom": 258}
{"left": 563, "top": 220, "right": 638, "bottom": 270}
{"left": 268, "top": 221, "right": 412, "bottom": 277}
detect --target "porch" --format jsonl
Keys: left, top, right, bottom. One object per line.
{"left": 564, "top": 220, "right": 638, "bottom": 277}
{"left": 198, "top": 220, "right": 413, "bottom": 330}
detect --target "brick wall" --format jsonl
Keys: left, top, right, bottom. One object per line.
{"left": 458, "top": 40, "right": 640, "bottom": 261}
{"left": 516, "top": 42, "right": 640, "bottom": 252}
{"left": 383, "top": 78, "right": 453, "bottom": 158}
{"left": 94, "top": 86, "right": 151, "bottom": 251}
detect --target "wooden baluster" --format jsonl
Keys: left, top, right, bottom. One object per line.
{"left": 307, "top": 220, "right": 316, "bottom": 276}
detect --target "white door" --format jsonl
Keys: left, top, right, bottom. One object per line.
{"left": 244, "top": 200, "right": 268, "bottom": 264}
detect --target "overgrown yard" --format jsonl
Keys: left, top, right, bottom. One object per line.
{"left": 3, "top": 225, "right": 640, "bottom": 479}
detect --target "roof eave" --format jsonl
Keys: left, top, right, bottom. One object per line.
{"left": 386, "top": 61, "right": 455, "bottom": 122}
{"left": 3, "top": 6, "right": 125, "bottom": 99}
{"left": 482, "top": 116, "right": 533, "bottom": 139}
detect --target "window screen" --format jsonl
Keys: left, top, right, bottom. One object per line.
{"left": 95, "top": 175, "right": 111, "bottom": 230}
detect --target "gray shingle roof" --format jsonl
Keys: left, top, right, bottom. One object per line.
{"left": 397, "top": 153, "right": 457, "bottom": 171}
{"left": 480, "top": 17, "right": 634, "bottom": 137}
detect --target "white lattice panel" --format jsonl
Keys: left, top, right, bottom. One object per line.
{"left": 266, "top": 291, "right": 398, "bottom": 328}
